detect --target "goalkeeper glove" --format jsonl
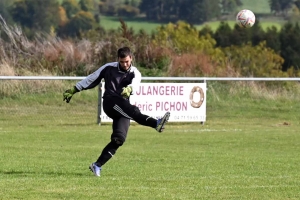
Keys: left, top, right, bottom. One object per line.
{"left": 121, "top": 86, "right": 132, "bottom": 98}
{"left": 63, "top": 86, "right": 78, "bottom": 103}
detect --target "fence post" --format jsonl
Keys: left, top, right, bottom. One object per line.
{"left": 201, "top": 78, "right": 207, "bottom": 125}
{"left": 97, "top": 82, "right": 102, "bottom": 125}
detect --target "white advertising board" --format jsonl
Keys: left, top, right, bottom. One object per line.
{"left": 100, "top": 83, "right": 206, "bottom": 122}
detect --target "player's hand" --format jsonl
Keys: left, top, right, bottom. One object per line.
{"left": 121, "top": 86, "right": 132, "bottom": 98}
{"left": 63, "top": 86, "right": 78, "bottom": 103}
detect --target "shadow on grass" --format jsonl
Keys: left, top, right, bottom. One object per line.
{"left": 1, "top": 170, "right": 87, "bottom": 177}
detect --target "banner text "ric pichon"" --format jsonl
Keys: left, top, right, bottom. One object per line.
{"left": 134, "top": 101, "right": 187, "bottom": 111}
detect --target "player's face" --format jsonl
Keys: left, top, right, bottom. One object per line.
{"left": 118, "top": 55, "right": 132, "bottom": 71}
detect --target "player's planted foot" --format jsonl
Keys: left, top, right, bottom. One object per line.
{"left": 156, "top": 112, "right": 170, "bottom": 132}
{"left": 89, "top": 163, "right": 101, "bottom": 177}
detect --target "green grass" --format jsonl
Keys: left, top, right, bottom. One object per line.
{"left": 99, "top": 16, "right": 164, "bottom": 34}
{"left": 1, "top": 82, "right": 300, "bottom": 199}
{"left": 239, "top": 0, "right": 270, "bottom": 14}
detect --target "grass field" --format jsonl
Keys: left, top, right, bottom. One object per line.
{"left": 1, "top": 81, "right": 300, "bottom": 199}
{"left": 100, "top": 16, "right": 162, "bottom": 34}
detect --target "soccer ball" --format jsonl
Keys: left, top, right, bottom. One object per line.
{"left": 236, "top": 9, "right": 255, "bottom": 28}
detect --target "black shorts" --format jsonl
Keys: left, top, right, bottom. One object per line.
{"left": 103, "top": 95, "right": 135, "bottom": 120}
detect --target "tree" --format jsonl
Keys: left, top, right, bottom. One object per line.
{"left": 139, "top": 0, "right": 177, "bottom": 21}
{"left": 0, "top": 0, "right": 14, "bottom": 24}
{"left": 264, "top": 26, "right": 281, "bottom": 53}
{"left": 199, "top": 25, "right": 214, "bottom": 38}
{"left": 295, "top": 0, "right": 300, "bottom": 9}
{"left": 179, "top": 0, "right": 220, "bottom": 24}
{"left": 154, "top": 21, "right": 221, "bottom": 55}
{"left": 10, "top": 0, "right": 60, "bottom": 33}
{"left": 78, "top": 0, "right": 94, "bottom": 12}
{"left": 220, "top": 0, "right": 242, "bottom": 15}
{"left": 279, "top": 22, "right": 300, "bottom": 71}
{"left": 61, "top": 0, "right": 81, "bottom": 19}
{"left": 139, "top": 0, "right": 221, "bottom": 24}
{"left": 230, "top": 24, "right": 252, "bottom": 46}
{"left": 250, "top": 20, "right": 265, "bottom": 46}
{"left": 10, "top": 0, "right": 31, "bottom": 28}
{"left": 58, "top": 6, "right": 69, "bottom": 27}
{"left": 118, "top": 5, "right": 140, "bottom": 17}
{"left": 98, "top": 0, "right": 120, "bottom": 16}
{"left": 59, "top": 11, "right": 96, "bottom": 37}
{"left": 224, "top": 42, "right": 285, "bottom": 77}
{"left": 269, "top": 0, "right": 294, "bottom": 15}
{"left": 203, "top": 0, "right": 221, "bottom": 21}
{"left": 214, "top": 21, "right": 232, "bottom": 47}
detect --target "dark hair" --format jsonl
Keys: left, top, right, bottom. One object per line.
{"left": 117, "top": 47, "right": 132, "bottom": 58}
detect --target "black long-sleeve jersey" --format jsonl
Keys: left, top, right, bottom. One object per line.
{"left": 75, "top": 62, "right": 142, "bottom": 98}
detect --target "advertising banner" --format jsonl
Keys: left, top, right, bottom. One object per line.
{"left": 100, "top": 83, "right": 206, "bottom": 122}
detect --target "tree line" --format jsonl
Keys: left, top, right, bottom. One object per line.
{"left": 206, "top": 21, "right": 300, "bottom": 72}
{"left": 0, "top": 0, "right": 300, "bottom": 76}
{"left": 2, "top": 0, "right": 300, "bottom": 33}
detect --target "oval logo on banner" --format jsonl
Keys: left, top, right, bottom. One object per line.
{"left": 189, "top": 86, "right": 204, "bottom": 108}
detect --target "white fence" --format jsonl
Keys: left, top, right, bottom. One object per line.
{"left": 1, "top": 76, "right": 300, "bottom": 81}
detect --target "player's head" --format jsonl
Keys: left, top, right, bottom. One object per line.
{"left": 117, "top": 47, "right": 132, "bottom": 71}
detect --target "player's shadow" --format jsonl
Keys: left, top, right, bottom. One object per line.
{"left": 1, "top": 170, "right": 87, "bottom": 176}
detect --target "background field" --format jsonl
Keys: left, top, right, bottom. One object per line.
{"left": 55, "top": 0, "right": 284, "bottom": 33}
{"left": 100, "top": 16, "right": 283, "bottom": 34}
{"left": 98, "top": 0, "right": 283, "bottom": 33}
{"left": 1, "top": 81, "right": 300, "bottom": 199}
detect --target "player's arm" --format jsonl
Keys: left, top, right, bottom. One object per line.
{"left": 75, "top": 65, "right": 108, "bottom": 91}
{"left": 63, "top": 64, "right": 108, "bottom": 103}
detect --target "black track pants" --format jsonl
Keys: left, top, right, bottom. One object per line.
{"left": 103, "top": 96, "right": 157, "bottom": 128}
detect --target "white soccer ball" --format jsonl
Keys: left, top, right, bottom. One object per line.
{"left": 236, "top": 9, "right": 255, "bottom": 28}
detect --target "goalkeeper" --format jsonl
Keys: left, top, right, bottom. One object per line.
{"left": 63, "top": 47, "right": 170, "bottom": 177}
